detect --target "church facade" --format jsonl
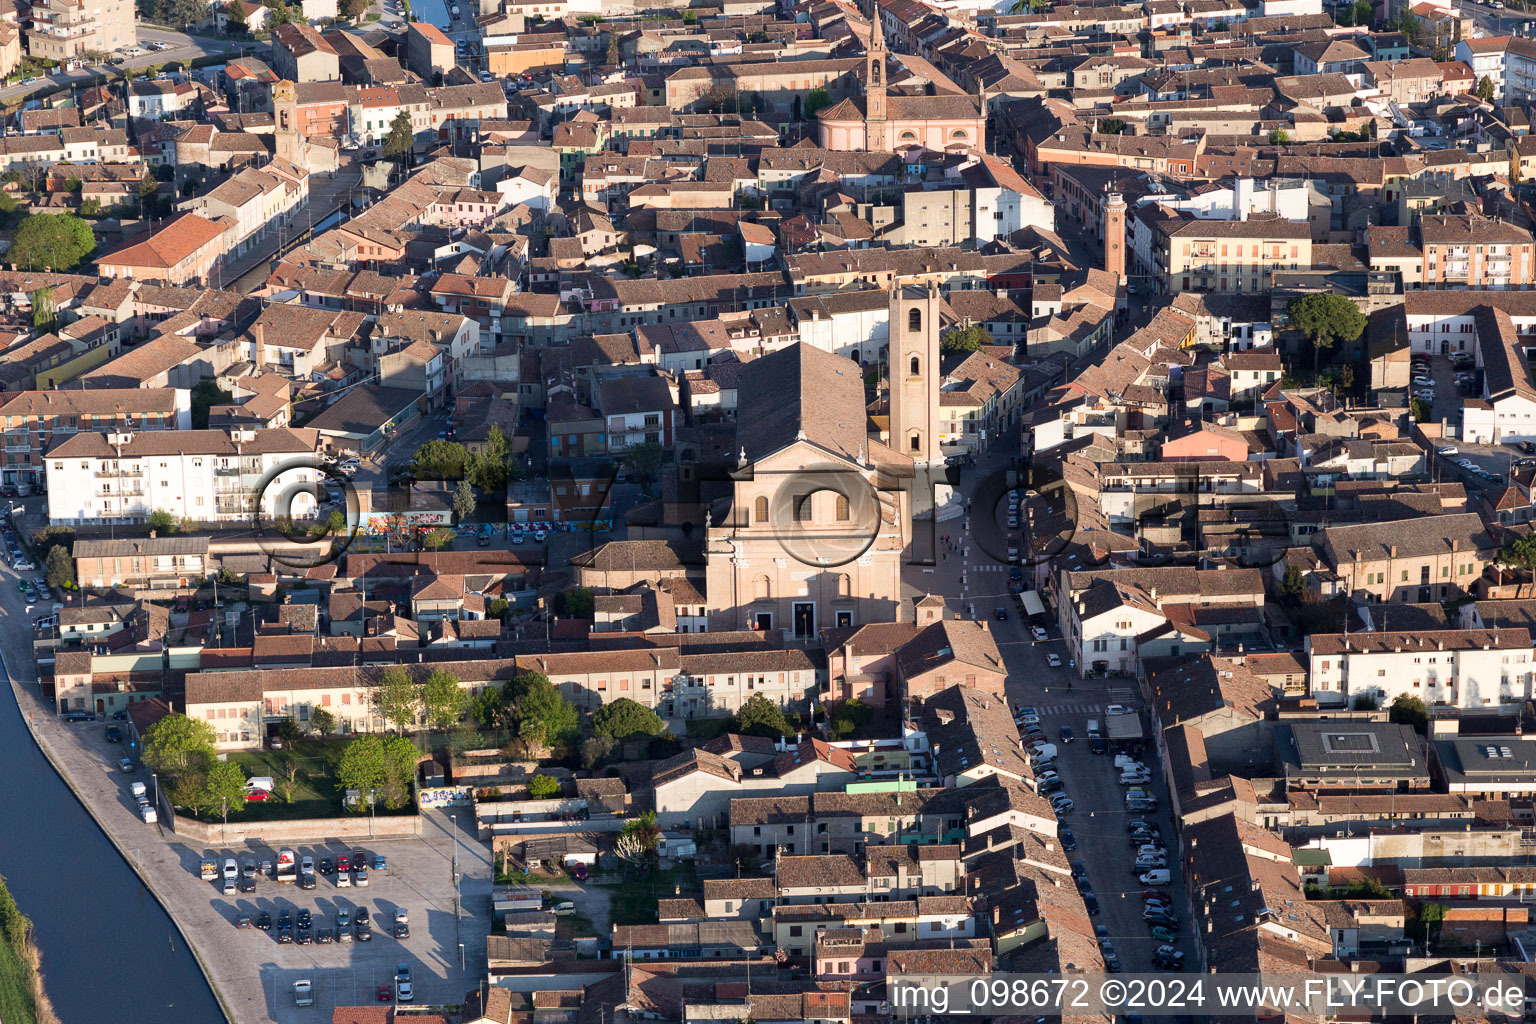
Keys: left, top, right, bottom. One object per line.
{"left": 816, "top": 18, "right": 986, "bottom": 154}
{"left": 703, "top": 337, "right": 936, "bottom": 638}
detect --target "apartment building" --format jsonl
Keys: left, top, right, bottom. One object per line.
{"left": 1057, "top": 566, "right": 1266, "bottom": 678}
{"left": 45, "top": 427, "right": 318, "bottom": 526}
{"left": 1311, "top": 513, "right": 1496, "bottom": 604}
{"left": 73, "top": 536, "right": 211, "bottom": 589}
{"left": 26, "top": 0, "right": 134, "bottom": 61}
{"left": 0, "top": 388, "right": 191, "bottom": 495}
{"left": 1455, "top": 36, "right": 1536, "bottom": 104}
{"left": 1418, "top": 215, "right": 1536, "bottom": 289}
{"left": 1307, "top": 628, "right": 1536, "bottom": 710}
{"left": 1151, "top": 213, "right": 1313, "bottom": 294}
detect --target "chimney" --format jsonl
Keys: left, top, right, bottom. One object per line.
{"left": 992, "top": 904, "right": 1000, "bottom": 925}
{"left": 253, "top": 322, "right": 266, "bottom": 368}
{"left": 1389, "top": 546, "right": 1397, "bottom": 558}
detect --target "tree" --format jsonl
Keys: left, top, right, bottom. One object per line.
{"left": 606, "top": 28, "right": 621, "bottom": 65}
{"left": 190, "top": 379, "right": 233, "bottom": 430}
{"left": 619, "top": 809, "right": 661, "bottom": 853}
{"left": 155, "top": 0, "right": 207, "bottom": 29}
{"left": 422, "top": 669, "right": 465, "bottom": 731}
{"left": 452, "top": 479, "right": 476, "bottom": 523}
{"left": 621, "top": 441, "right": 666, "bottom": 494}
{"left": 44, "top": 545, "right": 74, "bottom": 590}
{"left": 581, "top": 734, "right": 615, "bottom": 769}
{"left": 1476, "top": 75, "right": 1496, "bottom": 102}
{"left": 422, "top": 526, "right": 455, "bottom": 551}
{"left": 372, "top": 666, "right": 420, "bottom": 732}
{"left": 202, "top": 759, "right": 248, "bottom": 818}
{"left": 1352, "top": 0, "right": 1372, "bottom": 24}
{"left": 148, "top": 509, "right": 179, "bottom": 535}
{"left": 383, "top": 110, "right": 414, "bottom": 168}
{"left": 1352, "top": 692, "right": 1380, "bottom": 710}
{"left": 826, "top": 698, "right": 871, "bottom": 741}
{"left": 336, "top": 735, "right": 386, "bottom": 802}
{"left": 1389, "top": 694, "right": 1429, "bottom": 733}
{"left": 1285, "top": 293, "right": 1366, "bottom": 372}
{"left": 1498, "top": 534, "right": 1536, "bottom": 571}
{"left": 1398, "top": 10, "right": 1422, "bottom": 44}
{"left": 381, "top": 735, "right": 419, "bottom": 808}
{"left": 412, "top": 439, "right": 469, "bottom": 480}
{"left": 142, "top": 714, "right": 217, "bottom": 775}
{"left": 528, "top": 773, "right": 561, "bottom": 799}
{"left": 310, "top": 706, "right": 336, "bottom": 737}
{"left": 30, "top": 288, "right": 56, "bottom": 334}
{"left": 263, "top": 0, "right": 295, "bottom": 25}
{"left": 1268, "top": 128, "right": 1291, "bottom": 145}
{"left": 9, "top": 214, "right": 94, "bottom": 272}
{"left": 803, "top": 87, "right": 831, "bottom": 120}
{"left": 736, "top": 694, "right": 791, "bottom": 739}
{"left": 941, "top": 324, "right": 992, "bottom": 355}
{"left": 592, "top": 698, "right": 666, "bottom": 741}
{"left": 554, "top": 586, "right": 595, "bottom": 619}
{"left": 226, "top": 0, "right": 248, "bottom": 30}
{"left": 469, "top": 686, "right": 510, "bottom": 729}
{"left": 1410, "top": 396, "right": 1430, "bottom": 423}
{"left": 340, "top": 0, "right": 368, "bottom": 18}
{"left": 1280, "top": 562, "right": 1306, "bottom": 601}
{"left": 1097, "top": 118, "right": 1126, "bottom": 135}
{"left": 507, "top": 670, "right": 579, "bottom": 749}
{"left": 277, "top": 718, "right": 304, "bottom": 747}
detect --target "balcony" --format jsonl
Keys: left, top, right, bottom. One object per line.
{"left": 214, "top": 466, "right": 240, "bottom": 477}
{"left": 95, "top": 468, "right": 142, "bottom": 479}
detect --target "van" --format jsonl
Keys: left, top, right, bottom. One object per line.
{"left": 1139, "top": 869, "right": 1171, "bottom": 886}
{"left": 1114, "top": 754, "right": 1141, "bottom": 769}
{"left": 1086, "top": 719, "right": 1101, "bottom": 737}
{"left": 293, "top": 980, "right": 313, "bottom": 1007}
{"left": 130, "top": 782, "right": 146, "bottom": 799}
{"left": 1127, "top": 798, "right": 1158, "bottom": 812}
{"left": 245, "top": 776, "right": 274, "bottom": 793}
{"left": 141, "top": 805, "right": 157, "bottom": 824}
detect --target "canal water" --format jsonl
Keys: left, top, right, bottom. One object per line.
{"left": 0, "top": 687, "right": 225, "bottom": 1023}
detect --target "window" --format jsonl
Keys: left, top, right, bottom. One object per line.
{"left": 836, "top": 494, "right": 850, "bottom": 520}
{"left": 909, "top": 354, "right": 920, "bottom": 376}
{"left": 754, "top": 496, "right": 768, "bottom": 522}
{"left": 909, "top": 431, "right": 921, "bottom": 452}
{"left": 754, "top": 575, "right": 771, "bottom": 600}
{"left": 795, "top": 495, "right": 813, "bottom": 521}
{"left": 908, "top": 308, "right": 922, "bottom": 333}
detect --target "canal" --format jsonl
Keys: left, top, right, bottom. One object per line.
{"left": 0, "top": 685, "right": 225, "bottom": 1023}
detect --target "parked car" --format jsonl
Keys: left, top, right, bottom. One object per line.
{"left": 1059, "top": 826, "right": 1076, "bottom": 850}
{"left": 256, "top": 911, "right": 272, "bottom": 931}
{"left": 571, "top": 863, "right": 589, "bottom": 881}
{"left": 1030, "top": 625, "right": 1048, "bottom": 641}
{"left": 235, "top": 914, "right": 252, "bottom": 929}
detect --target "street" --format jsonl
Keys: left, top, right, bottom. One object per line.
{"left": 0, "top": 29, "right": 263, "bottom": 105}
{"left": 901, "top": 447, "right": 1187, "bottom": 975}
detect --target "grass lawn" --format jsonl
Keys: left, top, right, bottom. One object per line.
{"left": 191, "top": 737, "right": 409, "bottom": 823}
{"left": 602, "top": 863, "right": 698, "bottom": 926}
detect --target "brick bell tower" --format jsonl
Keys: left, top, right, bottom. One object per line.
{"left": 1104, "top": 188, "right": 1127, "bottom": 283}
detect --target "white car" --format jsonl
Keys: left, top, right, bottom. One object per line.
{"left": 1106, "top": 704, "right": 1131, "bottom": 716}
{"left": 1046, "top": 653, "right": 1062, "bottom": 668}
{"left": 1438, "top": 446, "right": 1458, "bottom": 456}
{"left": 1031, "top": 626, "right": 1048, "bottom": 642}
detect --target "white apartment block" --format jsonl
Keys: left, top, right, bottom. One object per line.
{"left": 1307, "top": 629, "right": 1536, "bottom": 711}
{"left": 26, "top": 0, "right": 134, "bottom": 61}
{"left": 46, "top": 428, "right": 320, "bottom": 526}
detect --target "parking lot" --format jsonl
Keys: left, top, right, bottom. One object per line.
{"left": 64, "top": 709, "right": 492, "bottom": 1023}
{"left": 1017, "top": 704, "right": 1187, "bottom": 975}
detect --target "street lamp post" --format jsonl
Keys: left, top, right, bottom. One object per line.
{"left": 368, "top": 787, "right": 377, "bottom": 837}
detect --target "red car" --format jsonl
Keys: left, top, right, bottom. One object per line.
{"left": 377, "top": 984, "right": 392, "bottom": 1002}
{"left": 338, "top": 854, "right": 350, "bottom": 873}
{"left": 571, "top": 863, "right": 589, "bottom": 881}
{"left": 244, "top": 790, "right": 268, "bottom": 802}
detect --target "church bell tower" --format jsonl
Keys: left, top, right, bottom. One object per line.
{"left": 889, "top": 283, "right": 942, "bottom": 471}
{"left": 865, "top": 12, "right": 888, "bottom": 152}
